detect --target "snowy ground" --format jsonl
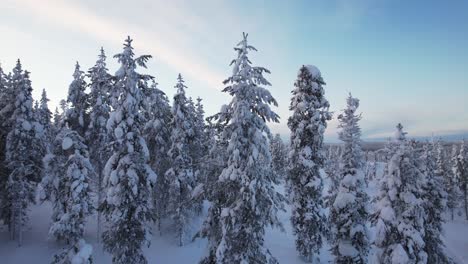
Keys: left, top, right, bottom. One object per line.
{"left": 1, "top": 164, "right": 467, "bottom": 263}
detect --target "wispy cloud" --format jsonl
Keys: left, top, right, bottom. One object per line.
{"left": 13, "top": 0, "right": 225, "bottom": 90}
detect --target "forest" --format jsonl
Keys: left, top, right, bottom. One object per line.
{"left": 0, "top": 34, "right": 467, "bottom": 264}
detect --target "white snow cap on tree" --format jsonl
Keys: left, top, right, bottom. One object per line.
{"left": 304, "top": 65, "right": 321, "bottom": 79}
{"left": 394, "top": 123, "right": 407, "bottom": 142}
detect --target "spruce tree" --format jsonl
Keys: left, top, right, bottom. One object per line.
{"left": 38, "top": 89, "right": 53, "bottom": 142}
{"left": 193, "top": 97, "right": 208, "bottom": 177}
{"left": 53, "top": 107, "right": 61, "bottom": 127}
{"left": 165, "top": 74, "right": 195, "bottom": 246}
{"left": 0, "top": 64, "right": 9, "bottom": 116}
{"left": 41, "top": 128, "right": 94, "bottom": 263}
{"left": 33, "top": 100, "right": 40, "bottom": 121}
{"left": 86, "top": 47, "right": 113, "bottom": 241}
{"left": 4, "top": 60, "right": 45, "bottom": 245}
{"left": 288, "top": 65, "right": 332, "bottom": 263}
{"left": 192, "top": 97, "right": 207, "bottom": 214}
{"left": 142, "top": 80, "right": 172, "bottom": 231}
{"left": 198, "top": 33, "right": 284, "bottom": 264}
{"left": 0, "top": 65, "right": 12, "bottom": 226}
{"left": 454, "top": 140, "right": 468, "bottom": 220}
{"left": 448, "top": 145, "right": 461, "bottom": 220}
{"left": 53, "top": 100, "right": 69, "bottom": 130}
{"left": 329, "top": 94, "right": 369, "bottom": 263}
{"left": 100, "top": 37, "right": 156, "bottom": 264}
{"left": 420, "top": 141, "right": 451, "bottom": 264}
{"left": 371, "top": 126, "right": 428, "bottom": 264}
{"left": 65, "top": 62, "right": 89, "bottom": 136}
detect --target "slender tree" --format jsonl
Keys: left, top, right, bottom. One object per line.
{"left": 4, "top": 60, "right": 45, "bottom": 245}
{"left": 86, "top": 47, "right": 113, "bottom": 241}
{"left": 288, "top": 65, "right": 332, "bottom": 263}
{"left": 100, "top": 37, "right": 156, "bottom": 264}
{"left": 193, "top": 97, "right": 208, "bottom": 178}
{"left": 454, "top": 140, "right": 468, "bottom": 220}
{"left": 421, "top": 141, "right": 451, "bottom": 263}
{"left": 448, "top": 145, "right": 461, "bottom": 220}
{"left": 371, "top": 126, "right": 428, "bottom": 264}
{"left": 41, "top": 128, "right": 94, "bottom": 263}
{"left": 329, "top": 94, "right": 369, "bottom": 263}
{"left": 38, "top": 89, "right": 52, "bottom": 139}
{"left": 142, "top": 80, "right": 172, "bottom": 231}
{"left": 165, "top": 74, "right": 195, "bottom": 246}
{"left": 198, "top": 33, "right": 284, "bottom": 264}
{"left": 0, "top": 65, "right": 12, "bottom": 226}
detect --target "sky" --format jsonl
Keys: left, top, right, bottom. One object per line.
{"left": 1, "top": 0, "right": 467, "bottom": 142}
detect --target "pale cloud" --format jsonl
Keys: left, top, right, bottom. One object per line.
{"left": 12, "top": 0, "right": 225, "bottom": 90}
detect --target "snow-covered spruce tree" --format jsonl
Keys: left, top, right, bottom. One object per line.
{"left": 41, "top": 128, "right": 94, "bottom": 263}
{"left": 420, "top": 141, "right": 451, "bottom": 264}
{"left": 192, "top": 97, "right": 207, "bottom": 215}
{"left": 33, "top": 100, "right": 40, "bottom": 121}
{"left": 329, "top": 93, "right": 369, "bottom": 263}
{"left": 0, "top": 64, "right": 10, "bottom": 118}
{"left": 270, "top": 133, "right": 287, "bottom": 180}
{"left": 186, "top": 97, "right": 199, "bottom": 176}
{"left": 40, "top": 129, "right": 67, "bottom": 237}
{"left": 4, "top": 60, "right": 45, "bottom": 245}
{"left": 100, "top": 37, "right": 156, "bottom": 264}
{"left": 287, "top": 65, "right": 332, "bottom": 263}
{"left": 454, "top": 140, "right": 468, "bottom": 220}
{"left": 448, "top": 145, "right": 461, "bottom": 220}
{"left": 371, "top": 127, "right": 428, "bottom": 264}
{"left": 0, "top": 65, "right": 12, "bottom": 226}
{"left": 52, "top": 99, "right": 69, "bottom": 130}
{"left": 198, "top": 33, "right": 284, "bottom": 264}
{"left": 191, "top": 119, "right": 229, "bottom": 254}
{"left": 65, "top": 62, "right": 89, "bottom": 137}
{"left": 143, "top": 80, "right": 172, "bottom": 175}
{"left": 142, "top": 80, "right": 172, "bottom": 231}
{"left": 86, "top": 47, "right": 113, "bottom": 241}
{"left": 53, "top": 107, "right": 61, "bottom": 127}
{"left": 0, "top": 68, "right": 15, "bottom": 131}
{"left": 382, "top": 123, "right": 407, "bottom": 160}
{"left": 192, "top": 97, "right": 208, "bottom": 179}
{"left": 38, "top": 89, "right": 53, "bottom": 142}
{"left": 165, "top": 74, "right": 195, "bottom": 246}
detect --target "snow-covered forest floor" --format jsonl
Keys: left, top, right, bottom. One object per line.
{"left": 1, "top": 163, "right": 467, "bottom": 264}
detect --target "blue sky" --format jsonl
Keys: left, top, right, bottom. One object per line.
{"left": 1, "top": 0, "right": 467, "bottom": 141}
